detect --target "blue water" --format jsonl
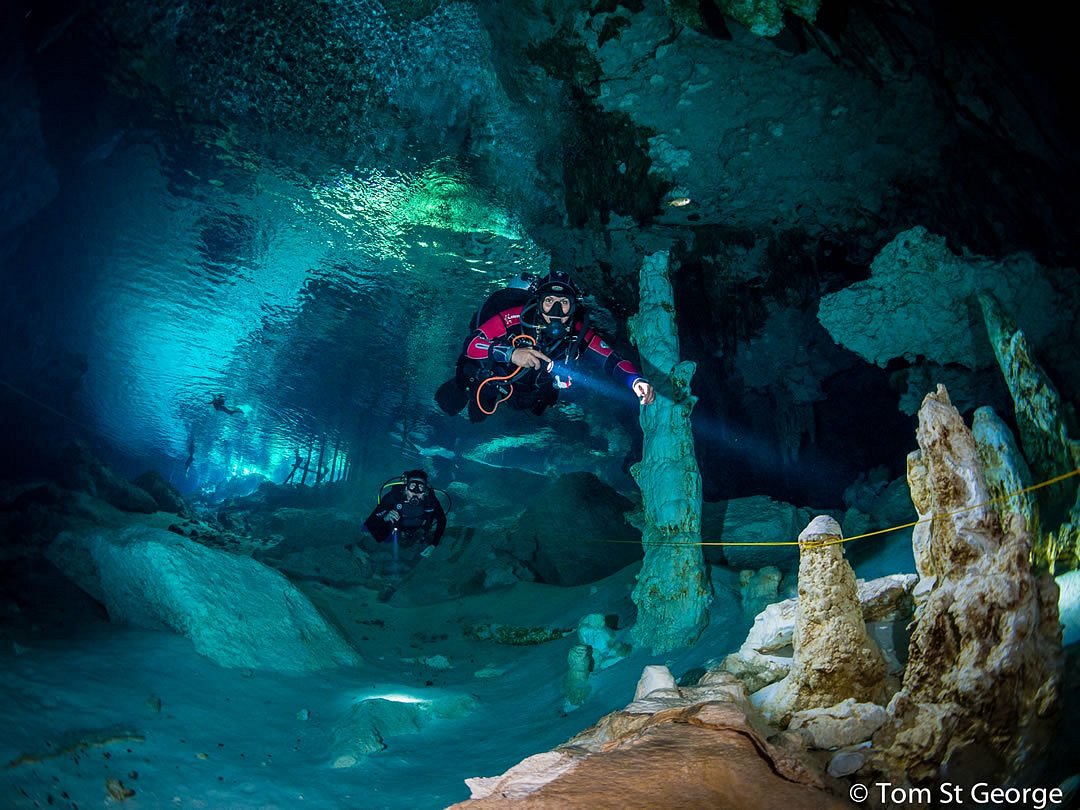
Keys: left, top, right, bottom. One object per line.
{"left": 5, "top": 128, "right": 552, "bottom": 491}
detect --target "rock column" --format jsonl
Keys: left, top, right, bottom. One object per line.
{"left": 875, "top": 385, "right": 1062, "bottom": 786}
{"left": 627, "top": 250, "right": 710, "bottom": 653}
{"left": 979, "top": 292, "right": 1080, "bottom": 569}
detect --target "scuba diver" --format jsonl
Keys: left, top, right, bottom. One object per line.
{"left": 210, "top": 394, "right": 243, "bottom": 416}
{"left": 436, "top": 270, "right": 655, "bottom": 422}
{"left": 359, "top": 469, "right": 448, "bottom": 601}
{"left": 363, "top": 469, "right": 447, "bottom": 558}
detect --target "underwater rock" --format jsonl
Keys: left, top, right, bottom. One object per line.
{"left": 721, "top": 573, "right": 915, "bottom": 694}
{"left": 634, "top": 664, "right": 678, "bottom": 700}
{"left": 209, "top": 473, "right": 268, "bottom": 504}
{"left": 708, "top": 495, "right": 806, "bottom": 572}
{"left": 843, "top": 473, "right": 914, "bottom": 532}
{"left": 739, "top": 565, "right": 783, "bottom": 617}
{"left": 873, "top": 385, "right": 1063, "bottom": 787}
{"left": 330, "top": 693, "right": 477, "bottom": 765}
{"left": 972, "top": 405, "right": 1038, "bottom": 538}
{"left": 1059, "top": 570, "right": 1080, "bottom": 647}
{"left": 576, "top": 613, "right": 630, "bottom": 672}
{"left": 563, "top": 644, "right": 592, "bottom": 709}
{"left": 751, "top": 516, "right": 887, "bottom": 726}
{"left": 462, "top": 623, "right": 573, "bottom": 646}
{"left": 627, "top": 250, "right": 710, "bottom": 654}
{"left": 818, "top": 227, "right": 1066, "bottom": 371}
{"left": 511, "top": 472, "right": 641, "bottom": 586}
{"left": 0, "top": 483, "right": 98, "bottom": 561}
{"left": 463, "top": 751, "right": 578, "bottom": 802}
{"left": 249, "top": 507, "right": 363, "bottom": 556}
{"left": 827, "top": 749, "right": 867, "bottom": 778}
{"left": 788, "top": 699, "right": 887, "bottom": 750}
{"left": 452, "top": 669, "right": 845, "bottom": 808}
{"left": 720, "top": 597, "right": 799, "bottom": 694}
{"left": 132, "top": 471, "right": 192, "bottom": 517}
{"left": 978, "top": 292, "right": 1080, "bottom": 569}
{"left": 46, "top": 526, "right": 360, "bottom": 672}
{"left": 713, "top": 0, "right": 820, "bottom": 38}
{"left": 60, "top": 441, "right": 158, "bottom": 515}
{"left": 893, "top": 362, "right": 1010, "bottom": 417}
{"left": 978, "top": 293, "right": 1079, "bottom": 492}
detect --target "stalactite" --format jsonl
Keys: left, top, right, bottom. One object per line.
{"left": 627, "top": 250, "right": 710, "bottom": 654}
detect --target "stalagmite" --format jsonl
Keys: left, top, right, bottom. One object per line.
{"left": 874, "top": 385, "right": 1062, "bottom": 787}
{"left": 978, "top": 291, "right": 1080, "bottom": 569}
{"left": 972, "top": 405, "right": 1038, "bottom": 538}
{"left": 626, "top": 250, "right": 710, "bottom": 653}
{"left": 752, "top": 516, "right": 886, "bottom": 725}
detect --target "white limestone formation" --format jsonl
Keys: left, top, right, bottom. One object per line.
{"left": 873, "top": 386, "right": 1063, "bottom": 787}
{"left": 751, "top": 516, "right": 887, "bottom": 725}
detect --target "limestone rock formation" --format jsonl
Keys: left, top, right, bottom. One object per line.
{"left": 132, "top": 471, "right": 193, "bottom": 518}
{"left": 575, "top": 613, "right": 630, "bottom": 672}
{"left": 972, "top": 405, "right": 1038, "bottom": 539}
{"left": 708, "top": 495, "right": 807, "bottom": 571}
{"left": 751, "top": 516, "right": 887, "bottom": 725}
{"left": 511, "top": 472, "right": 642, "bottom": 586}
{"left": 788, "top": 699, "right": 887, "bottom": 750}
{"left": 451, "top": 670, "right": 848, "bottom": 809}
{"left": 979, "top": 291, "right": 1080, "bottom": 570}
{"left": 721, "top": 573, "right": 915, "bottom": 694}
{"left": 713, "top": 0, "right": 821, "bottom": 38}
{"left": 739, "top": 565, "right": 783, "bottom": 617}
{"left": 563, "top": 645, "right": 592, "bottom": 709}
{"left": 330, "top": 693, "right": 477, "bottom": 768}
{"left": 627, "top": 250, "right": 710, "bottom": 653}
{"left": 47, "top": 526, "right": 361, "bottom": 672}
{"left": 60, "top": 441, "right": 159, "bottom": 515}
{"left": 873, "top": 385, "right": 1063, "bottom": 787}
{"left": 817, "top": 227, "right": 1072, "bottom": 372}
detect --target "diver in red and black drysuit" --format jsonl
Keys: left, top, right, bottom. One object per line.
{"left": 437, "top": 271, "right": 655, "bottom": 423}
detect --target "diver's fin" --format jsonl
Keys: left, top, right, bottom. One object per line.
{"left": 435, "top": 378, "right": 468, "bottom": 415}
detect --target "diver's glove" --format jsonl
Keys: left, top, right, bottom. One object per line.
{"left": 420, "top": 545, "right": 436, "bottom": 559}
{"left": 632, "top": 379, "right": 655, "bottom": 405}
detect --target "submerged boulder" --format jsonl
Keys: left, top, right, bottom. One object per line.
{"left": 46, "top": 526, "right": 360, "bottom": 673}
{"left": 61, "top": 441, "right": 158, "bottom": 515}
{"left": 132, "top": 471, "right": 192, "bottom": 517}
{"left": 329, "top": 693, "right": 477, "bottom": 767}
{"left": 705, "top": 496, "right": 806, "bottom": 572}
{"left": 511, "top": 471, "right": 641, "bottom": 586}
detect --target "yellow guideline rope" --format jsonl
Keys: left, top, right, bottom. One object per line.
{"left": 595, "top": 467, "right": 1080, "bottom": 549}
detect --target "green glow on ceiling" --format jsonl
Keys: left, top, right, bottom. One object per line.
{"left": 311, "top": 159, "right": 521, "bottom": 254}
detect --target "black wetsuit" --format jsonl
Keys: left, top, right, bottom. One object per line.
{"left": 456, "top": 297, "right": 647, "bottom": 422}
{"left": 363, "top": 485, "right": 446, "bottom": 547}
